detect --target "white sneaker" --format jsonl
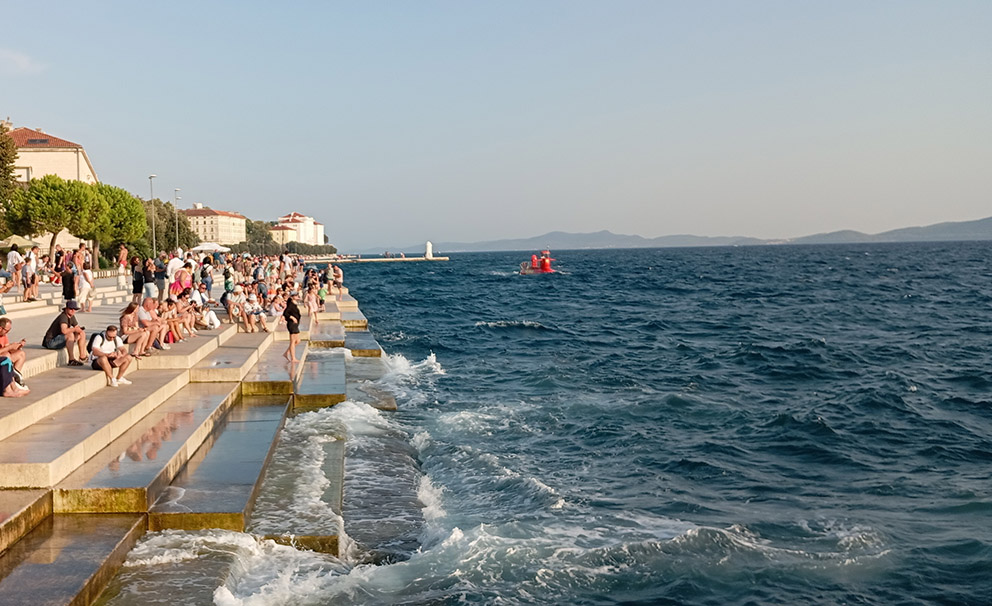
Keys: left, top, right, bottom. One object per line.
{"left": 117, "top": 377, "right": 132, "bottom": 385}
{"left": 109, "top": 378, "right": 119, "bottom": 387}
{"left": 162, "top": 344, "right": 171, "bottom": 350}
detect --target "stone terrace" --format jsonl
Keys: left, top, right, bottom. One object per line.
{"left": 0, "top": 277, "right": 388, "bottom": 605}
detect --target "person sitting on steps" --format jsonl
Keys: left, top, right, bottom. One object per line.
{"left": 0, "top": 317, "right": 28, "bottom": 389}
{"left": 42, "top": 300, "right": 87, "bottom": 365}
{"left": 89, "top": 325, "right": 133, "bottom": 387}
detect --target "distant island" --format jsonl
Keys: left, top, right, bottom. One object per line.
{"left": 367, "top": 215, "right": 992, "bottom": 254}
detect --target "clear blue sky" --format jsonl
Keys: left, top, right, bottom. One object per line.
{"left": 3, "top": 1, "right": 990, "bottom": 251}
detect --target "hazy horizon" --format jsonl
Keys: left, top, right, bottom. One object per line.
{"left": 3, "top": 2, "right": 990, "bottom": 251}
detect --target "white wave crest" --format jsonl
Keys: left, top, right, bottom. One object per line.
{"left": 474, "top": 320, "right": 547, "bottom": 329}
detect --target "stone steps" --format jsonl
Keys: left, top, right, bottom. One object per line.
{"left": 0, "top": 489, "right": 50, "bottom": 556}
{"left": 148, "top": 395, "right": 290, "bottom": 532}
{"left": 308, "top": 320, "right": 346, "bottom": 348}
{"left": 53, "top": 381, "right": 242, "bottom": 514}
{"left": 0, "top": 280, "right": 381, "bottom": 601}
{"left": 293, "top": 349, "right": 347, "bottom": 411}
{"left": 189, "top": 332, "right": 274, "bottom": 383}
{"left": 0, "top": 369, "right": 189, "bottom": 488}
{"left": 345, "top": 329, "right": 382, "bottom": 357}
{"left": 0, "top": 513, "right": 145, "bottom": 606}
{"left": 0, "top": 365, "right": 121, "bottom": 443}
{"left": 242, "top": 341, "right": 308, "bottom": 396}
{"left": 341, "top": 309, "right": 369, "bottom": 330}
{"left": 134, "top": 322, "right": 236, "bottom": 370}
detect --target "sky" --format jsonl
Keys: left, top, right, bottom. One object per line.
{"left": 2, "top": 1, "right": 990, "bottom": 251}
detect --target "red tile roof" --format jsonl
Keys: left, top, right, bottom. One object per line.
{"left": 9, "top": 127, "right": 82, "bottom": 149}
{"left": 270, "top": 225, "right": 294, "bottom": 231}
{"left": 181, "top": 207, "right": 246, "bottom": 219}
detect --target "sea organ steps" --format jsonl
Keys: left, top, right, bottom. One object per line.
{"left": 0, "top": 293, "right": 385, "bottom": 603}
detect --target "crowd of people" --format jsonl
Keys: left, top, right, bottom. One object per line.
{"left": 1, "top": 243, "right": 345, "bottom": 394}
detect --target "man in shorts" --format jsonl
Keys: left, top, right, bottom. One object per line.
{"left": 89, "top": 325, "right": 133, "bottom": 387}
{"left": 42, "top": 300, "right": 87, "bottom": 366}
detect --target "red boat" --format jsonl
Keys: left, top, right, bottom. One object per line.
{"left": 519, "top": 250, "right": 555, "bottom": 274}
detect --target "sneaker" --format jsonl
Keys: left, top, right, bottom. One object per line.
{"left": 162, "top": 344, "right": 171, "bottom": 350}
{"left": 117, "top": 377, "right": 132, "bottom": 385}
{"left": 109, "top": 377, "right": 119, "bottom": 387}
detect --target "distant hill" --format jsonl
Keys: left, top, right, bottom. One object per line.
{"left": 358, "top": 215, "right": 992, "bottom": 254}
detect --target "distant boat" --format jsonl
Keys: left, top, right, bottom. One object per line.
{"left": 519, "top": 250, "right": 556, "bottom": 274}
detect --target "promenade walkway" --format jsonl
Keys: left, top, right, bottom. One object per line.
{"left": 0, "top": 278, "right": 387, "bottom": 605}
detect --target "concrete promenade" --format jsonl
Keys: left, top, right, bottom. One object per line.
{"left": 0, "top": 275, "right": 387, "bottom": 605}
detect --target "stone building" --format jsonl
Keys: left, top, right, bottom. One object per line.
{"left": 271, "top": 212, "right": 325, "bottom": 246}
{"left": 181, "top": 203, "right": 247, "bottom": 245}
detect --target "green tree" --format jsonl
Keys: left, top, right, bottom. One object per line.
{"left": 142, "top": 198, "right": 198, "bottom": 254}
{"left": 98, "top": 184, "right": 147, "bottom": 245}
{"left": 74, "top": 182, "right": 111, "bottom": 263}
{"left": 8, "top": 175, "right": 101, "bottom": 258}
{"left": 0, "top": 122, "right": 18, "bottom": 238}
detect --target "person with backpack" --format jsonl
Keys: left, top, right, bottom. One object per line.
{"left": 89, "top": 325, "right": 133, "bottom": 387}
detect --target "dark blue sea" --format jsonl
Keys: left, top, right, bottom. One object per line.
{"left": 111, "top": 243, "right": 992, "bottom": 605}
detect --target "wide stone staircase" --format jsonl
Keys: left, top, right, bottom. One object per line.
{"left": 0, "top": 280, "right": 387, "bottom": 605}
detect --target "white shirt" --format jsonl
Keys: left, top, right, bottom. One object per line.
{"left": 137, "top": 306, "right": 154, "bottom": 326}
{"left": 90, "top": 332, "right": 124, "bottom": 361}
{"left": 6, "top": 250, "right": 23, "bottom": 272}
{"left": 166, "top": 257, "right": 183, "bottom": 282}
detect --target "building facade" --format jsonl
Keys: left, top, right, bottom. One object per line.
{"left": 269, "top": 225, "right": 297, "bottom": 246}
{"left": 271, "top": 212, "right": 325, "bottom": 246}
{"left": 4, "top": 122, "right": 94, "bottom": 249}
{"left": 181, "top": 203, "right": 247, "bottom": 245}
{"left": 7, "top": 125, "right": 99, "bottom": 185}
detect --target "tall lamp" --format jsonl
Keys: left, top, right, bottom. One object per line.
{"left": 148, "top": 175, "right": 157, "bottom": 253}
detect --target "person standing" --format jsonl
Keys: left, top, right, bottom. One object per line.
{"left": 61, "top": 262, "right": 77, "bottom": 305}
{"left": 332, "top": 264, "right": 344, "bottom": 300}
{"left": 117, "top": 244, "right": 129, "bottom": 289}
{"left": 282, "top": 292, "right": 301, "bottom": 362}
{"left": 77, "top": 262, "right": 95, "bottom": 312}
{"left": 131, "top": 256, "right": 144, "bottom": 304}
{"left": 23, "top": 245, "right": 40, "bottom": 301}
{"left": 154, "top": 253, "right": 168, "bottom": 302}
{"left": 5, "top": 244, "right": 24, "bottom": 295}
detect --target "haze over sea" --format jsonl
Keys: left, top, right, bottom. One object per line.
{"left": 107, "top": 243, "right": 991, "bottom": 605}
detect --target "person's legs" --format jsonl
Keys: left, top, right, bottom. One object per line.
{"left": 9, "top": 349, "right": 25, "bottom": 372}
{"left": 94, "top": 356, "right": 113, "bottom": 382}
{"left": 114, "top": 355, "right": 132, "bottom": 379}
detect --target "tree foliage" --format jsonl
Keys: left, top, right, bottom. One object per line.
{"left": 0, "top": 123, "right": 18, "bottom": 238}
{"left": 8, "top": 175, "right": 103, "bottom": 257}
{"left": 98, "top": 184, "right": 147, "bottom": 245}
{"left": 141, "top": 198, "right": 199, "bottom": 255}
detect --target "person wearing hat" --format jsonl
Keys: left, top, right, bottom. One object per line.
{"left": 243, "top": 293, "right": 269, "bottom": 333}
{"left": 42, "top": 301, "right": 87, "bottom": 366}
{"left": 226, "top": 284, "right": 248, "bottom": 326}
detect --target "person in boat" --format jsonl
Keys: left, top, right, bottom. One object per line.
{"left": 531, "top": 254, "right": 539, "bottom": 269}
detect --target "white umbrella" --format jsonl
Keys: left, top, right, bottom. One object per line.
{"left": 191, "top": 242, "right": 231, "bottom": 253}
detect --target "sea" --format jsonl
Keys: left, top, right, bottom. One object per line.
{"left": 102, "top": 243, "right": 992, "bottom": 605}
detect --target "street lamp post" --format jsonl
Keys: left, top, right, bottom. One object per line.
{"left": 148, "top": 175, "right": 157, "bottom": 253}
{"left": 174, "top": 188, "right": 181, "bottom": 252}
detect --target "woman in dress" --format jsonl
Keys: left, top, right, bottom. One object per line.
{"left": 120, "top": 301, "right": 151, "bottom": 356}
{"left": 282, "top": 293, "right": 301, "bottom": 362}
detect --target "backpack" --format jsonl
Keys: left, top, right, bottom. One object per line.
{"left": 86, "top": 331, "right": 105, "bottom": 355}
{"left": 200, "top": 266, "right": 209, "bottom": 280}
